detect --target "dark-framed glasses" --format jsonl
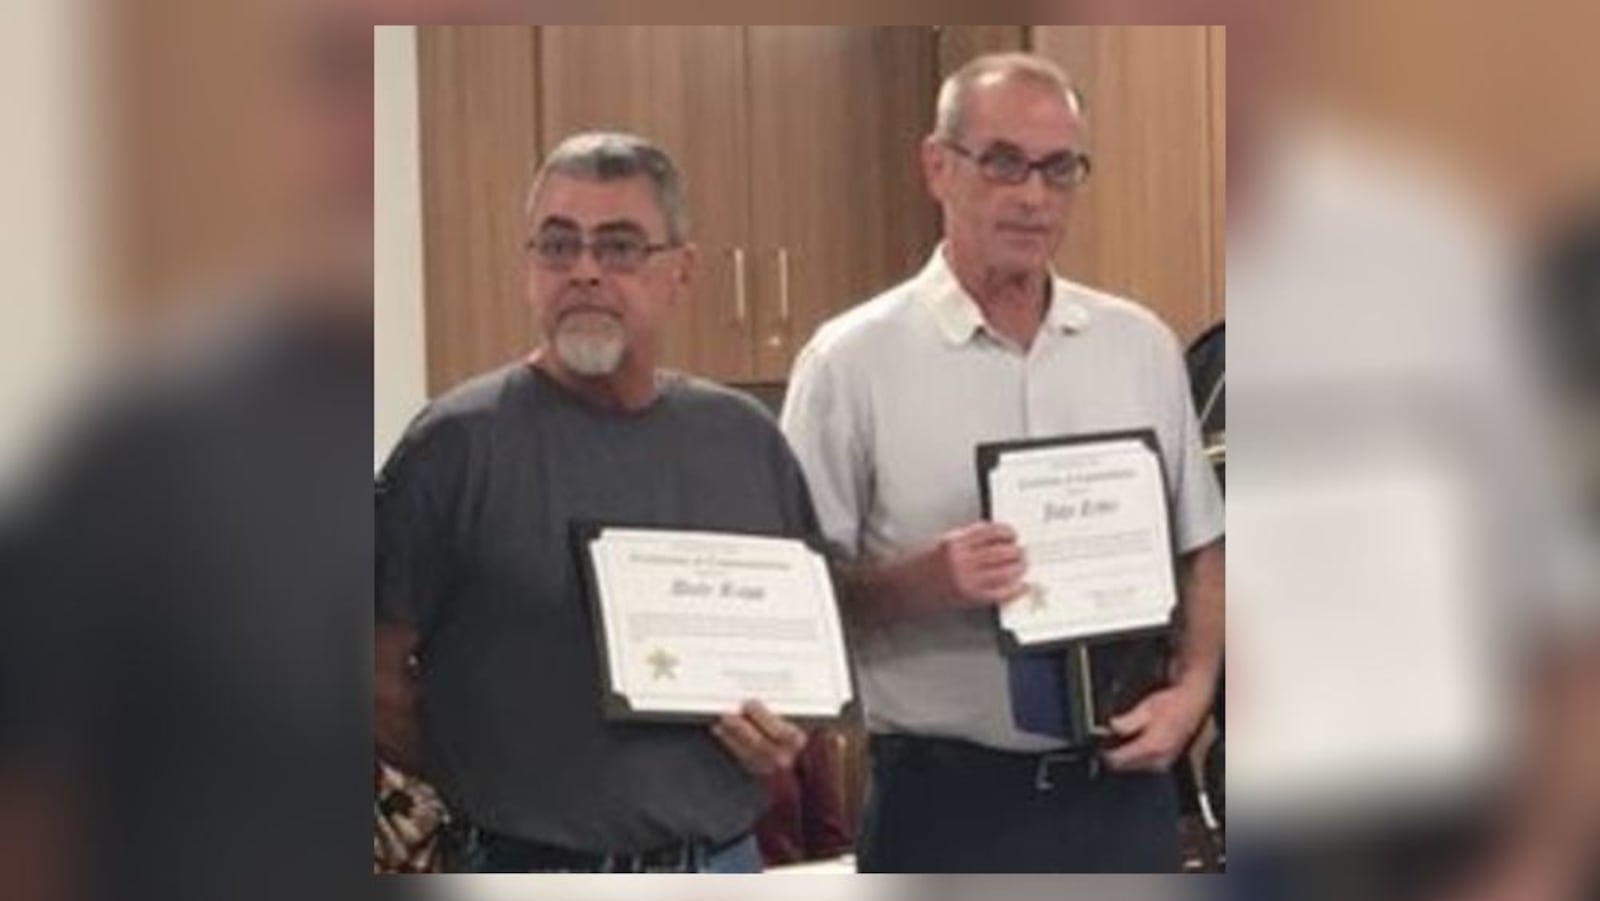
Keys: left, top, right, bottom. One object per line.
{"left": 527, "top": 230, "right": 678, "bottom": 274}
{"left": 943, "top": 141, "right": 1092, "bottom": 190}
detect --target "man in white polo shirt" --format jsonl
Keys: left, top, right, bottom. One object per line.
{"left": 780, "top": 52, "right": 1225, "bottom": 872}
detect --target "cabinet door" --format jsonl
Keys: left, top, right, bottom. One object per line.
{"left": 417, "top": 26, "right": 542, "bottom": 395}
{"left": 1032, "top": 26, "right": 1219, "bottom": 344}
{"left": 746, "top": 26, "right": 940, "bottom": 380}
{"left": 936, "top": 25, "right": 1028, "bottom": 78}
{"left": 540, "top": 26, "right": 754, "bottom": 383}
{"left": 1208, "top": 25, "right": 1226, "bottom": 322}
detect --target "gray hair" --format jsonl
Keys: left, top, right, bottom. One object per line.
{"left": 933, "top": 52, "right": 1085, "bottom": 143}
{"left": 524, "top": 131, "right": 689, "bottom": 244}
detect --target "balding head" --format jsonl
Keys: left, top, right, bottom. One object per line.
{"left": 934, "top": 52, "right": 1085, "bottom": 144}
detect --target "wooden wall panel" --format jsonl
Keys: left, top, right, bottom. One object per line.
{"left": 1032, "top": 26, "right": 1218, "bottom": 344}
{"left": 538, "top": 26, "right": 754, "bottom": 383}
{"left": 935, "top": 25, "right": 1029, "bottom": 79}
{"left": 746, "top": 27, "right": 939, "bottom": 379}
{"left": 415, "top": 26, "right": 1223, "bottom": 387}
{"left": 1208, "top": 26, "right": 1227, "bottom": 321}
{"left": 417, "top": 26, "right": 541, "bottom": 395}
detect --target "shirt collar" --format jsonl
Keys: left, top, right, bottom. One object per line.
{"left": 917, "top": 244, "right": 1092, "bottom": 346}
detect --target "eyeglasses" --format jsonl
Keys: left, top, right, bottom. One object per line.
{"left": 527, "top": 231, "right": 678, "bottom": 274}
{"left": 942, "top": 141, "right": 1092, "bottom": 190}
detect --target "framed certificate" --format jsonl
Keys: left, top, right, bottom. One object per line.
{"left": 977, "top": 430, "right": 1179, "bottom": 744}
{"left": 977, "top": 429, "right": 1180, "bottom": 652}
{"left": 572, "top": 524, "right": 855, "bottom": 724}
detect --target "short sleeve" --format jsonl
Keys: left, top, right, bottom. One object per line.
{"left": 1157, "top": 328, "right": 1225, "bottom": 553}
{"left": 374, "top": 413, "right": 465, "bottom": 636}
{"left": 766, "top": 423, "right": 824, "bottom": 546}
{"left": 780, "top": 342, "right": 871, "bottom": 560}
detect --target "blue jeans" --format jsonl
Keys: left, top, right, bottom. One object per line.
{"left": 698, "top": 834, "right": 763, "bottom": 873}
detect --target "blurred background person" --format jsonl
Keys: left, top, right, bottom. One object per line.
{"left": 2, "top": 4, "right": 375, "bottom": 900}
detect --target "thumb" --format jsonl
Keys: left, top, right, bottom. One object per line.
{"left": 1110, "top": 698, "right": 1155, "bottom": 737}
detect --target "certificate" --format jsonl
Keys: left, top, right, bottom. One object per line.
{"left": 573, "top": 525, "right": 854, "bottom": 723}
{"left": 976, "top": 429, "right": 1179, "bottom": 652}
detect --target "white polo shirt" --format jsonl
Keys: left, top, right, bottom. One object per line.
{"left": 781, "top": 246, "right": 1224, "bottom": 752}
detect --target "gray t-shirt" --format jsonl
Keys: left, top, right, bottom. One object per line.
{"left": 376, "top": 362, "right": 819, "bottom": 853}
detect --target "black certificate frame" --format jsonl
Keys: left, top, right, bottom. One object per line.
{"left": 974, "top": 427, "right": 1182, "bottom": 656}
{"left": 976, "top": 429, "right": 1183, "bottom": 744}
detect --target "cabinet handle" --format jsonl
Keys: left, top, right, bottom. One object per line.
{"left": 733, "top": 246, "right": 748, "bottom": 325}
{"left": 777, "top": 247, "right": 791, "bottom": 325}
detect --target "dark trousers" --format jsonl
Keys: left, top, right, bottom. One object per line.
{"left": 857, "top": 734, "right": 1181, "bottom": 873}
{"left": 440, "top": 819, "right": 761, "bottom": 873}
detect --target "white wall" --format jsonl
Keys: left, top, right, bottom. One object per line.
{"left": 0, "top": 0, "right": 98, "bottom": 496}
{"left": 373, "top": 25, "right": 428, "bottom": 471}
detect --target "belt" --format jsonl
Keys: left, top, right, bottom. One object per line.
{"left": 870, "top": 733, "right": 1102, "bottom": 792}
{"left": 450, "top": 821, "right": 748, "bottom": 873}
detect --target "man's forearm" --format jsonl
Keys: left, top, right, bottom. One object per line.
{"left": 834, "top": 521, "right": 1027, "bottom": 624}
{"left": 837, "top": 550, "right": 947, "bottom": 625}
{"left": 375, "top": 673, "right": 420, "bottom": 772}
{"left": 375, "top": 622, "right": 422, "bottom": 773}
{"left": 1172, "top": 539, "right": 1225, "bottom": 689}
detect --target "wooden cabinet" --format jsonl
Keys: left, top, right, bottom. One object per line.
{"left": 745, "top": 27, "right": 939, "bottom": 379}
{"left": 416, "top": 27, "right": 541, "bottom": 395}
{"left": 418, "top": 26, "right": 938, "bottom": 389}
{"left": 539, "top": 26, "right": 756, "bottom": 382}
{"left": 1032, "top": 26, "right": 1225, "bottom": 343}
{"left": 415, "top": 26, "right": 1224, "bottom": 392}
{"left": 541, "top": 26, "right": 938, "bottom": 382}
{"left": 1208, "top": 26, "right": 1226, "bottom": 321}
{"left": 936, "top": 25, "right": 1027, "bottom": 79}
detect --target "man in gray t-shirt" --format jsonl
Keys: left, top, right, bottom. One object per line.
{"left": 375, "top": 133, "right": 811, "bottom": 873}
